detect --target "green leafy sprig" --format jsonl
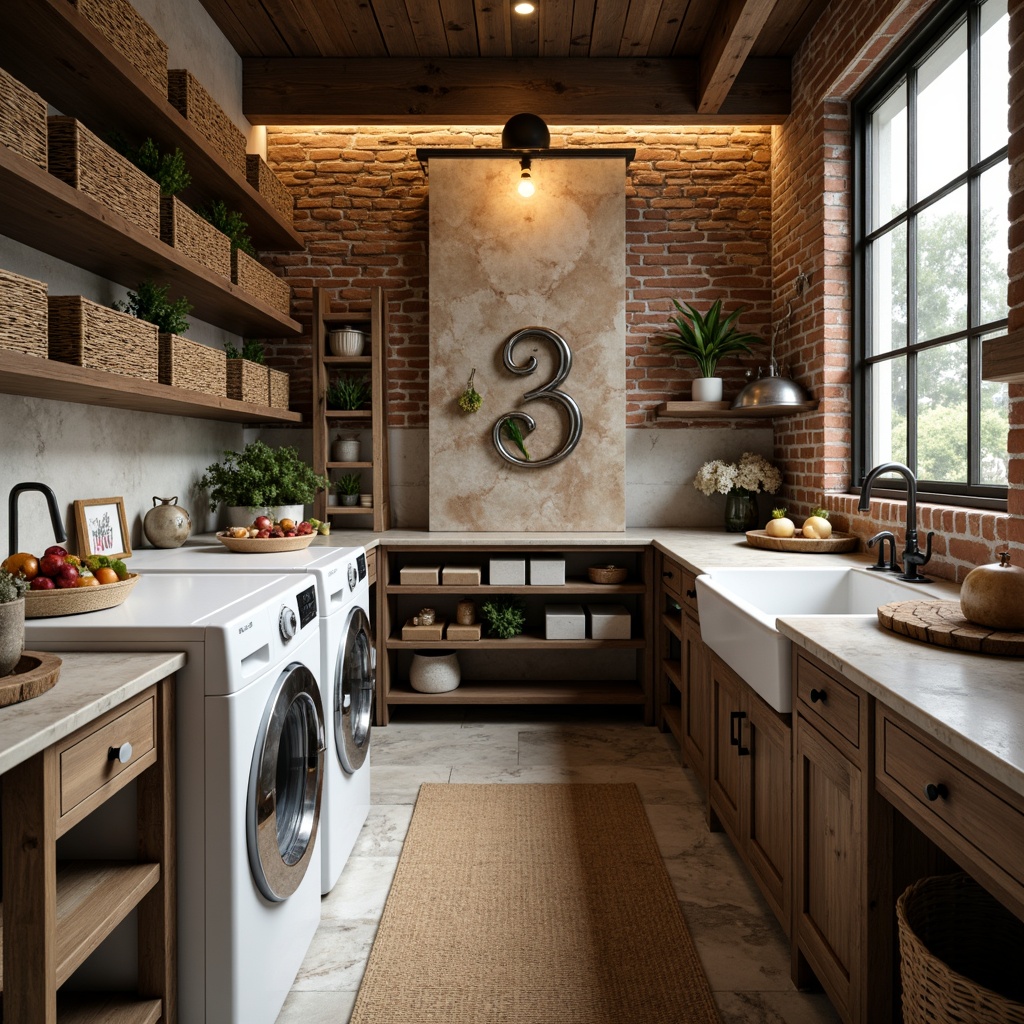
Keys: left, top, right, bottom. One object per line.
{"left": 501, "top": 417, "right": 531, "bottom": 461}
{"left": 327, "top": 374, "right": 371, "bottom": 410}
{"left": 480, "top": 597, "right": 527, "bottom": 640}
{"left": 113, "top": 279, "right": 191, "bottom": 335}
{"left": 336, "top": 472, "right": 361, "bottom": 496}
{"left": 457, "top": 368, "right": 482, "bottom": 413}
{"left": 112, "top": 135, "right": 191, "bottom": 197}
{"left": 225, "top": 339, "right": 267, "bottom": 363}
{"left": 200, "top": 199, "right": 256, "bottom": 257}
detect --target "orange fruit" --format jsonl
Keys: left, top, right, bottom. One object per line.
{"left": 2, "top": 552, "right": 39, "bottom": 580}
{"left": 278, "top": 518, "right": 296, "bottom": 532}
{"left": 76, "top": 575, "right": 100, "bottom": 587}
{"left": 94, "top": 567, "right": 120, "bottom": 585}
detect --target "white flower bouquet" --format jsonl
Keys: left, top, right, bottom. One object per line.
{"left": 693, "top": 452, "right": 782, "bottom": 496}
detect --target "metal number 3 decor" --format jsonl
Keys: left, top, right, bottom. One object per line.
{"left": 491, "top": 326, "right": 583, "bottom": 468}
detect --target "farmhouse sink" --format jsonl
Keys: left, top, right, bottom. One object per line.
{"left": 695, "top": 566, "right": 942, "bottom": 713}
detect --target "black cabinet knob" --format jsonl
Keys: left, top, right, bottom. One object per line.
{"left": 924, "top": 782, "right": 948, "bottom": 802}
{"left": 685, "top": 589, "right": 697, "bottom": 599}
{"left": 662, "top": 570, "right": 673, "bottom": 578}
{"left": 108, "top": 742, "right": 133, "bottom": 764}
{"left": 809, "top": 688, "right": 826, "bottom": 704}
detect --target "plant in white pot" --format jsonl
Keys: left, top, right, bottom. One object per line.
{"left": 0, "top": 568, "right": 29, "bottom": 676}
{"left": 656, "top": 299, "right": 762, "bottom": 402}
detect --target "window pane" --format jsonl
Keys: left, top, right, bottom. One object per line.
{"left": 871, "top": 356, "right": 907, "bottom": 468}
{"left": 916, "top": 185, "right": 967, "bottom": 342}
{"left": 980, "top": 376, "right": 1009, "bottom": 484}
{"left": 871, "top": 85, "right": 907, "bottom": 227}
{"left": 980, "top": 0, "right": 1009, "bottom": 160}
{"left": 917, "top": 22, "right": 967, "bottom": 201}
{"left": 870, "top": 224, "right": 907, "bottom": 354}
{"left": 917, "top": 341, "right": 967, "bottom": 482}
{"left": 980, "top": 159, "right": 1009, "bottom": 324}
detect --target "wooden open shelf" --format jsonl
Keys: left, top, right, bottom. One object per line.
{"left": 386, "top": 578, "right": 646, "bottom": 596}
{"left": 661, "top": 704, "right": 683, "bottom": 742}
{"left": 0, "top": 144, "right": 301, "bottom": 338}
{"left": 387, "top": 635, "right": 646, "bottom": 650}
{"left": 656, "top": 399, "right": 819, "bottom": 419}
{"left": 0, "top": 350, "right": 302, "bottom": 424}
{"left": 57, "top": 993, "right": 163, "bottom": 1024}
{"left": 0, "top": 0, "right": 302, "bottom": 251}
{"left": 387, "top": 681, "right": 645, "bottom": 705}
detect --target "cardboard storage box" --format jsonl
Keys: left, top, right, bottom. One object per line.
{"left": 442, "top": 566, "right": 482, "bottom": 586}
{"left": 400, "top": 566, "right": 440, "bottom": 585}
{"left": 490, "top": 558, "right": 526, "bottom": 586}
{"left": 587, "top": 604, "right": 631, "bottom": 640}
{"left": 446, "top": 622, "right": 482, "bottom": 641}
{"left": 529, "top": 558, "right": 565, "bottom": 586}
{"left": 401, "top": 617, "right": 446, "bottom": 641}
{"left": 545, "top": 604, "right": 585, "bottom": 640}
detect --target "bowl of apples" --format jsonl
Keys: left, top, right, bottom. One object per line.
{"left": 215, "top": 515, "right": 325, "bottom": 553}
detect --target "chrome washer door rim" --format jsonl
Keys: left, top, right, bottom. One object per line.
{"left": 335, "top": 605, "right": 374, "bottom": 774}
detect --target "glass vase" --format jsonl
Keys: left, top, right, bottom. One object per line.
{"left": 724, "top": 488, "right": 759, "bottom": 533}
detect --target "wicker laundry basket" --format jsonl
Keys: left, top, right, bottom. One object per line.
{"left": 68, "top": 0, "right": 168, "bottom": 94}
{"left": 160, "top": 197, "right": 231, "bottom": 279}
{"left": 0, "top": 67, "right": 47, "bottom": 170}
{"left": 48, "top": 296, "right": 159, "bottom": 381}
{"left": 1, "top": 269, "right": 48, "bottom": 358}
{"left": 897, "top": 872, "right": 1024, "bottom": 1024}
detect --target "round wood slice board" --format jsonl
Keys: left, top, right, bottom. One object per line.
{"left": 745, "top": 529, "right": 859, "bottom": 553}
{"left": 0, "top": 651, "right": 62, "bottom": 707}
{"left": 877, "top": 601, "right": 1024, "bottom": 656}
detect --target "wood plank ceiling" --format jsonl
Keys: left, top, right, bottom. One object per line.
{"left": 199, "top": 0, "right": 831, "bottom": 124}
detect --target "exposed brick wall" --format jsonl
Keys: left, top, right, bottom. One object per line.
{"left": 773, "top": 0, "right": 1023, "bottom": 581}
{"left": 264, "top": 125, "right": 773, "bottom": 429}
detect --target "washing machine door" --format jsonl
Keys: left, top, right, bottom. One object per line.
{"left": 248, "top": 661, "right": 325, "bottom": 902}
{"left": 335, "top": 604, "right": 374, "bottom": 773}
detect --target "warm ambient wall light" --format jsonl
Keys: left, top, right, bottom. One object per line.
{"left": 513, "top": 2, "right": 536, "bottom": 14}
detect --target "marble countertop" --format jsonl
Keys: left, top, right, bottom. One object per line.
{"left": 0, "top": 651, "right": 185, "bottom": 775}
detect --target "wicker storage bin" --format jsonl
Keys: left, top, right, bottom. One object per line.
{"left": 897, "top": 872, "right": 1024, "bottom": 1024}
{"left": 246, "top": 154, "right": 293, "bottom": 221}
{"left": 268, "top": 367, "right": 290, "bottom": 409}
{"left": 69, "top": 0, "right": 168, "bottom": 94}
{"left": 48, "top": 117, "right": 160, "bottom": 239}
{"left": 167, "top": 69, "right": 246, "bottom": 178}
{"left": 158, "top": 333, "right": 227, "bottom": 395}
{"left": 160, "top": 197, "right": 231, "bottom": 279}
{"left": 48, "top": 295, "right": 159, "bottom": 381}
{"left": 0, "top": 67, "right": 47, "bottom": 170}
{"left": 226, "top": 358, "right": 269, "bottom": 405}
{"left": 1, "top": 269, "right": 48, "bottom": 358}
{"left": 232, "top": 249, "right": 291, "bottom": 316}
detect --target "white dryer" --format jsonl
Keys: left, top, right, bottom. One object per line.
{"left": 26, "top": 572, "right": 324, "bottom": 1024}
{"left": 128, "top": 540, "right": 373, "bottom": 893}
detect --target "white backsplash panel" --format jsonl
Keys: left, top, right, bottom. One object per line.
{"left": 427, "top": 157, "right": 626, "bottom": 532}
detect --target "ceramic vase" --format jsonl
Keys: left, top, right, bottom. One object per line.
{"left": 143, "top": 496, "right": 192, "bottom": 548}
{"left": 0, "top": 597, "right": 25, "bottom": 676}
{"left": 692, "top": 377, "right": 723, "bottom": 402}
{"left": 409, "top": 650, "right": 460, "bottom": 693}
{"left": 332, "top": 437, "right": 361, "bottom": 463}
{"left": 724, "top": 488, "right": 759, "bottom": 533}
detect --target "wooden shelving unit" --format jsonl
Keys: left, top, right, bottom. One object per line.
{"left": 656, "top": 399, "right": 819, "bottom": 419}
{"left": 312, "top": 286, "right": 391, "bottom": 531}
{"left": 0, "top": 0, "right": 302, "bottom": 252}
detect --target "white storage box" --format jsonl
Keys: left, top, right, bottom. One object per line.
{"left": 489, "top": 558, "right": 526, "bottom": 586}
{"left": 545, "top": 603, "right": 585, "bottom": 640}
{"left": 529, "top": 558, "right": 565, "bottom": 586}
{"left": 587, "top": 604, "right": 631, "bottom": 640}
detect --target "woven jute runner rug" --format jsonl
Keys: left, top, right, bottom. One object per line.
{"left": 350, "top": 783, "right": 721, "bottom": 1024}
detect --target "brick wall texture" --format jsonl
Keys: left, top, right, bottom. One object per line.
{"left": 263, "top": 0, "right": 1023, "bottom": 579}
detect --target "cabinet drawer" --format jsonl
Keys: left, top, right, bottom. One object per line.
{"left": 59, "top": 692, "right": 156, "bottom": 818}
{"left": 877, "top": 708, "right": 1024, "bottom": 905}
{"left": 661, "top": 558, "right": 683, "bottom": 599}
{"left": 795, "top": 654, "right": 861, "bottom": 750}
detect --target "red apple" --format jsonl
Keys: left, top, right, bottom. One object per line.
{"left": 38, "top": 553, "right": 65, "bottom": 577}
{"left": 270, "top": 526, "right": 284, "bottom": 538}
{"left": 253, "top": 516, "right": 272, "bottom": 531}
{"left": 55, "top": 564, "right": 80, "bottom": 589}
{"left": 257, "top": 529, "right": 271, "bottom": 539}
{"left": 43, "top": 545, "right": 68, "bottom": 558}
{"left": 284, "top": 530, "right": 296, "bottom": 537}
{"left": 30, "top": 576, "right": 56, "bottom": 590}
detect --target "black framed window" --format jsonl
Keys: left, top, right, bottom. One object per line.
{"left": 854, "top": 0, "right": 1010, "bottom": 509}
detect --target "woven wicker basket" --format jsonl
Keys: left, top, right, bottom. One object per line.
{"left": 245, "top": 154, "right": 293, "bottom": 221}
{"left": 0, "top": 269, "right": 48, "bottom": 358}
{"left": 48, "top": 117, "right": 160, "bottom": 239}
{"left": 588, "top": 565, "right": 628, "bottom": 585}
{"left": 0, "top": 67, "right": 47, "bottom": 170}
{"left": 232, "top": 250, "right": 291, "bottom": 316}
{"left": 897, "top": 872, "right": 1024, "bottom": 1024}
{"left": 48, "top": 296, "right": 159, "bottom": 381}
{"left": 226, "top": 358, "right": 269, "bottom": 405}
{"left": 68, "top": 0, "right": 168, "bottom": 94}
{"left": 167, "top": 69, "right": 246, "bottom": 178}
{"left": 267, "top": 367, "right": 290, "bottom": 409}
{"left": 160, "top": 197, "right": 231, "bottom": 279}
{"left": 159, "top": 333, "right": 227, "bottom": 396}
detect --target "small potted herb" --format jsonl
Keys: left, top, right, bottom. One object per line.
{"left": 200, "top": 199, "right": 256, "bottom": 257}
{"left": 0, "top": 568, "right": 29, "bottom": 676}
{"left": 336, "top": 472, "right": 361, "bottom": 507}
{"left": 480, "top": 596, "right": 527, "bottom": 639}
{"left": 327, "top": 374, "right": 371, "bottom": 411}
{"left": 112, "top": 136, "right": 192, "bottom": 197}
{"left": 224, "top": 339, "right": 269, "bottom": 405}
{"left": 114, "top": 279, "right": 191, "bottom": 335}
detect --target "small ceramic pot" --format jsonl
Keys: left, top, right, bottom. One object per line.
{"left": 0, "top": 597, "right": 26, "bottom": 676}
{"left": 332, "top": 437, "right": 362, "bottom": 463}
{"left": 692, "top": 377, "right": 723, "bottom": 402}
{"left": 456, "top": 599, "right": 476, "bottom": 625}
{"left": 340, "top": 494, "right": 358, "bottom": 507}
{"left": 143, "top": 496, "right": 192, "bottom": 549}
{"left": 328, "top": 327, "right": 365, "bottom": 357}
{"left": 409, "top": 650, "right": 460, "bottom": 693}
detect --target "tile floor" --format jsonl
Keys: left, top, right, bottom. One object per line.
{"left": 276, "top": 706, "right": 840, "bottom": 1024}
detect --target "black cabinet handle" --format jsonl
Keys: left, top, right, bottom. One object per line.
{"left": 662, "top": 570, "right": 674, "bottom": 578}
{"left": 685, "top": 589, "right": 697, "bottom": 599}
{"left": 729, "top": 710, "right": 749, "bottom": 755}
{"left": 809, "top": 688, "right": 826, "bottom": 704}
{"left": 924, "top": 782, "right": 948, "bottom": 802}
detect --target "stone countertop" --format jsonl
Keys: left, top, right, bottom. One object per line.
{"left": 0, "top": 651, "right": 185, "bottom": 776}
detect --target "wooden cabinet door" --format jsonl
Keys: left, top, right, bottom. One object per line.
{"left": 708, "top": 653, "right": 743, "bottom": 841}
{"left": 681, "top": 609, "right": 709, "bottom": 788}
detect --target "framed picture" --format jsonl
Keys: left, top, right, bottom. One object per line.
{"left": 74, "top": 497, "right": 132, "bottom": 559}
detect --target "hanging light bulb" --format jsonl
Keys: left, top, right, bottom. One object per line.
{"left": 517, "top": 157, "right": 535, "bottom": 197}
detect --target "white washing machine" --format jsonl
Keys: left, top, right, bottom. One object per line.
{"left": 128, "top": 540, "right": 373, "bottom": 893}
{"left": 26, "top": 572, "right": 325, "bottom": 1024}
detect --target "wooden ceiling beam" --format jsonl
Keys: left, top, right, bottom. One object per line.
{"left": 698, "top": 0, "right": 779, "bottom": 113}
{"left": 242, "top": 56, "right": 790, "bottom": 124}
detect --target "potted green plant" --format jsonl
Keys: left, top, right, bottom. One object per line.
{"left": 113, "top": 279, "right": 191, "bottom": 335}
{"left": 200, "top": 199, "right": 256, "bottom": 257}
{"left": 480, "top": 597, "right": 527, "bottom": 639}
{"left": 0, "top": 568, "right": 29, "bottom": 676}
{"left": 656, "top": 299, "right": 761, "bottom": 402}
{"left": 336, "top": 472, "right": 361, "bottom": 507}
{"left": 197, "top": 440, "right": 329, "bottom": 525}
{"left": 112, "top": 136, "right": 192, "bottom": 197}
{"left": 327, "top": 374, "right": 371, "bottom": 411}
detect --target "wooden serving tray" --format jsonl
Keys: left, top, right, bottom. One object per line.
{"left": 215, "top": 532, "right": 316, "bottom": 552}
{"left": 877, "top": 600, "right": 1024, "bottom": 656}
{"left": 0, "top": 651, "right": 62, "bottom": 706}
{"left": 745, "top": 529, "right": 859, "bottom": 553}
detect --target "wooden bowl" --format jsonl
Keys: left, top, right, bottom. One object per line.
{"left": 588, "top": 564, "right": 628, "bottom": 585}
{"left": 216, "top": 532, "right": 317, "bottom": 553}
{"left": 25, "top": 573, "right": 140, "bottom": 618}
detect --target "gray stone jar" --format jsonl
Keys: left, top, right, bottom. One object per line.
{"left": 0, "top": 596, "right": 26, "bottom": 676}
{"left": 143, "top": 496, "right": 192, "bottom": 549}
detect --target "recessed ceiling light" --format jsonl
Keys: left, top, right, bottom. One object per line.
{"left": 514, "top": 2, "right": 536, "bottom": 14}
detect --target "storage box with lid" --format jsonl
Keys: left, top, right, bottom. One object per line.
{"left": 490, "top": 558, "right": 526, "bottom": 586}
{"left": 529, "top": 558, "right": 565, "bottom": 586}
{"left": 544, "top": 604, "right": 585, "bottom": 640}
{"left": 586, "top": 605, "right": 631, "bottom": 640}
